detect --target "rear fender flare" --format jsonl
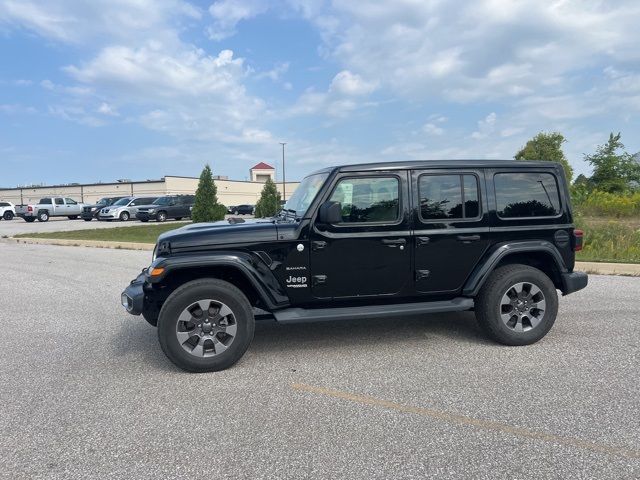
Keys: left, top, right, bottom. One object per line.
{"left": 463, "top": 241, "right": 567, "bottom": 297}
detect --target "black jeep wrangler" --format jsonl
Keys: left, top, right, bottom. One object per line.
{"left": 122, "top": 161, "right": 587, "bottom": 372}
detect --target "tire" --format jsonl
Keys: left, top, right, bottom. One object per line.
{"left": 24, "top": 217, "right": 36, "bottom": 223}
{"left": 119, "top": 211, "right": 130, "bottom": 222}
{"left": 233, "top": 210, "right": 238, "bottom": 215}
{"left": 37, "top": 211, "right": 49, "bottom": 222}
{"left": 68, "top": 215, "right": 78, "bottom": 220}
{"left": 175, "top": 217, "right": 183, "bottom": 221}
{"left": 140, "top": 219, "right": 148, "bottom": 223}
{"left": 3, "top": 211, "right": 14, "bottom": 220}
{"left": 475, "top": 264, "right": 558, "bottom": 346}
{"left": 84, "top": 218, "right": 92, "bottom": 222}
{"left": 156, "top": 211, "right": 167, "bottom": 222}
{"left": 157, "top": 278, "right": 255, "bottom": 372}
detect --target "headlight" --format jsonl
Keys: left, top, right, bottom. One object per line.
{"left": 148, "top": 209, "right": 155, "bottom": 213}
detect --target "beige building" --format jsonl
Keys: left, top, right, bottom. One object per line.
{"left": 0, "top": 175, "right": 299, "bottom": 206}
{"left": 249, "top": 162, "right": 276, "bottom": 182}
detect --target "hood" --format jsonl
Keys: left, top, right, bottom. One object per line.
{"left": 158, "top": 218, "right": 281, "bottom": 250}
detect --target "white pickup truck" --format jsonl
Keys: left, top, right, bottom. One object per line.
{"left": 16, "top": 197, "right": 86, "bottom": 222}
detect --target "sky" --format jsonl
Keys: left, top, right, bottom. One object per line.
{"left": 1, "top": 0, "right": 639, "bottom": 187}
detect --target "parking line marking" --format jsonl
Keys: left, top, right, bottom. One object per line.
{"left": 292, "top": 383, "right": 640, "bottom": 460}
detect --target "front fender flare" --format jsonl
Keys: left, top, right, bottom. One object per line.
{"left": 463, "top": 241, "right": 568, "bottom": 297}
{"left": 147, "top": 251, "right": 289, "bottom": 310}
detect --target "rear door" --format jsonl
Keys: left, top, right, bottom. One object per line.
{"left": 309, "top": 171, "right": 412, "bottom": 299}
{"left": 412, "top": 169, "right": 490, "bottom": 294}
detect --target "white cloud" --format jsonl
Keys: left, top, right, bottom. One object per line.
{"left": 471, "top": 112, "right": 497, "bottom": 139}
{"left": 423, "top": 122, "right": 444, "bottom": 136}
{"left": 97, "top": 102, "right": 118, "bottom": 116}
{"left": 0, "top": 0, "right": 201, "bottom": 44}
{"left": 330, "top": 70, "right": 377, "bottom": 96}
{"left": 304, "top": 0, "right": 640, "bottom": 105}
{"left": 207, "top": 0, "right": 268, "bottom": 40}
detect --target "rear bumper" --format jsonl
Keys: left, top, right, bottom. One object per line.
{"left": 121, "top": 271, "right": 146, "bottom": 315}
{"left": 560, "top": 271, "right": 588, "bottom": 295}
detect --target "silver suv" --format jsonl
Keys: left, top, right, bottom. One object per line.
{"left": 98, "top": 196, "right": 158, "bottom": 221}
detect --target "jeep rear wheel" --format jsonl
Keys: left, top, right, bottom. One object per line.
{"left": 475, "top": 264, "right": 558, "bottom": 346}
{"left": 157, "top": 278, "right": 255, "bottom": 372}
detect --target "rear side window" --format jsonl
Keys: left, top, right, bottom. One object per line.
{"left": 419, "top": 174, "right": 480, "bottom": 220}
{"left": 495, "top": 173, "right": 560, "bottom": 218}
{"left": 40, "top": 198, "right": 52, "bottom": 205}
{"left": 329, "top": 176, "right": 400, "bottom": 223}
{"left": 55, "top": 198, "right": 64, "bottom": 205}
{"left": 0, "top": 202, "right": 8, "bottom": 207}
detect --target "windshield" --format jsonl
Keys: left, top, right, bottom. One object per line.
{"left": 153, "top": 197, "right": 172, "bottom": 206}
{"left": 284, "top": 173, "right": 329, "bottom": 216}
{"left": 96, "top": 198, "right": 110, "bottom": 205}
{"left": 113, "top": 197, "right": 132, "bottom": 206}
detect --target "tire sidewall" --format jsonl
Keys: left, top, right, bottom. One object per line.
{"left": 157, "top": 211, "right": 167, "bottom": 222}
{"left": 38, "top": 211, "right": 49, "bottom": 222}
{"left": 479, "top": 266, "right": 558, "bottom": 345}
{"left": 120, "top": 211, "right": 130, "bottom": 221}
{"left": 157, "top": 280, "right": 255, "bottom": 372}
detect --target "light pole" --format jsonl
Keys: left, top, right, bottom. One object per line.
{"left": 279, "top": 142, "right": 286, "bottom": 201}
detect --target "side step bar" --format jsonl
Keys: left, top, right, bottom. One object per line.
{"left": 273, "top": 297, "right": 474, "bottom": 324}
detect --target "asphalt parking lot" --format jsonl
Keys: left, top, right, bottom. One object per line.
{"left": 0, "top": 242, "right": 638, "bottom": 479}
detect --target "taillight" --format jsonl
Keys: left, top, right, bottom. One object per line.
{"left": 27, "top": 206, "right": 33, "bottom": 212}
{"left": 573, "top": 229, "right": 584, "bottom": 251}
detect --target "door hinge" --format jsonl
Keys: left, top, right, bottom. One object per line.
{"left": 312, "top": 275, "right": 327, "bottom": 286}
{"left": 415, "top": 269, "right": 430, "bottom": 281}
{"left": 312, "top": 241, "right": 327, "bottom": 251}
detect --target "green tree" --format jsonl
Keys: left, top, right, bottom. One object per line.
{"left": 191, "top": 164, "right": 226, "bottom": 223}
{"left": 515, "top": 131, "right": 573, "bottom": 182}
{"left": 254, "top": 178, "right": 281, "bottom": 218}
{"left": 585, "top": 132, "right": 640, "bottom": 193}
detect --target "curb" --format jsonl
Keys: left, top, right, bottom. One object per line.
{"left": 575, "top": 261, "right": 640, "bottom": 276}
{"left": 7, "top": 237, "right": 154, "bottom": 251}
{"left": 6, "top": 237, "right": 640, "bottom": 276}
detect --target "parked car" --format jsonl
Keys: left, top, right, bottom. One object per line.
{"left": 136, "top": 195, "right": 195, "bottom": 222}
{"left": 226, "top": 206, "right": 236, "bottom": 214}
{"left": 97, "top": 196, "right": 158, "bottom": 221}
{"left": 122, "top": 160, "right": 588, "bottom": 372}
{"left": 231, "top": 204, "right": 254, "bottom": 215}
{"left": 0, "top": 201, "right": 16, "bottom": 220}
{"left": 15, "top": 197, "right": 86, "bottom": 222}
{"left": 81, "top": 196, "right": 127, "bottom": 221}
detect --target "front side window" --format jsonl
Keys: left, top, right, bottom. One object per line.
{"left": 419, "top": 174, "right": 480, "bottom": 220}
{"left": 113, "top": 197, "right": 132, "bottom": 206}
{"left": 495, "top": 173, "right": 560, "bottom": 218}
{"left": 329, "top": 177, "right": 399, "bottom": 223}
{"left": 65, "top": 198, "right": 77, "bottom": 205}
{"left": 154, "top": 197, "right": 173, "bottom": 206}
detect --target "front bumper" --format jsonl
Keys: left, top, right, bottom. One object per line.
{"left": 81, "top": 211, "right": 98, "bottom": 220}
{"left": 121, "top": 271, "right": 146, "bottom": 315}
{"left": 136, "top": 212, "right": 157, "bottom": 221}
{"left": 560, "top": 271, "right": 588, "bottom": 295}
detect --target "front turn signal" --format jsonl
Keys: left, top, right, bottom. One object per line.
{"left": 149, "top": 267, "right": 165, "bottom": 277}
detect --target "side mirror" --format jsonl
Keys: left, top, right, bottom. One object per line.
{"left": 318, "top": 201, "right": 342, "bottom": 224}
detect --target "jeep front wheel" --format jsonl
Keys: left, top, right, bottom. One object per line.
{"left": 475, "top": 264, "right": 558, "bottom": 346}
{"left": 157, "top": 278, "right": 255, "bottom": 372}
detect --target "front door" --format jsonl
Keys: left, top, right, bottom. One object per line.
{"left": 412, "top": 170, "right": 490, "bottom": 294}
{"left": 310, "top": 172, "right": 412, "bottom": 299}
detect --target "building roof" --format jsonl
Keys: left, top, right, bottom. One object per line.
{"left": 251, "top": 162, "right": 274, "bottom": 170}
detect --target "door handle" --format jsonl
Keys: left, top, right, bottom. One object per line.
{"left": 457, "top": 234, "right": 481, "bottom": 242}
{"left": 312, "top": 241, "right": 327, "bottom": 251}
{"left": 417, "top": 236, "right": 430, "bottom": 246}
{"left": 381, "top": 238, "right": 406, "bottom": 247}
